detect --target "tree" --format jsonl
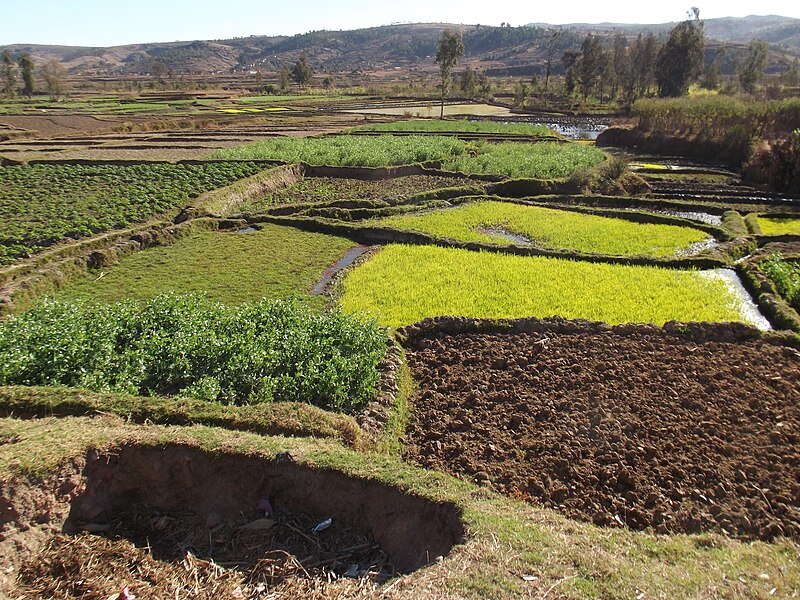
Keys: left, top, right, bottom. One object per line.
{"left": 435, "top": 29, "right": 464, "bottom": 118}
{"left": 460, "top": 66, "right": 477, "bottom": 98}
{"left": 631, "top": 33, "right": 658, "bottom": 98}
{"left": 149, "top": 58, "right": 167, "bottom": 86}
{"left": 655, "top": 8, "right": 705, "bottom": 97}
{"left": 786, "top": 58, "right": 800, "bottom": 88}
{"left": 17, "top": 52, "right": 34, "bottom": 98}
{"left": 578, "top": 34, "right": 604, "bottom": 99}
{"left": 514, "top": 79, "right": 529, "bottom": 107}
{"left": 702, "top": 46, "right": 725, "bottom": 90}
{"left": 1, "top": 50, "right": 15, "bottom": 98}
{"left": 278, "top": 65, "right": 290, "bottom": 91}
{"left": 562, "top": 50, "right": 580, "bottom": 95}
{"left": 254, "top": 69, "right": 264, "bottom": 91}
{"left": 543, "top": 30, "right": 562, "bottom": 105}
{"left": 738, "top": 39, "right": 768, "bottom": 94}
{"left": 291, "top": 52, "right": 312, "bottom": 86}
{"left": 611, "top": 33, "right": 629, "bottom": 100}
{"left": 40, "top": 59, "right": 66, "bottom": 101}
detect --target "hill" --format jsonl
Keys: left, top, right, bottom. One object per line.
{"left": 2, "top": 16, "right": 798, "bottom": 79}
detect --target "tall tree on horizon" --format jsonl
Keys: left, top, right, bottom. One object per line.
{"left": 435, "top": 29, "right": 464, "bottom": 118}
{"left": 40, "top": 59, "right": 66, "bottom": 101}
{"left": 17, "top": 52, "right": 34, "bottom": 98}
{"left": 291, "top": 52, "right": 313, "bottom": 86}
{"left": 578, "top": 34, "right": 604, "bottom": 99}
{"left": 738, "top": 39, "right": 769, "bottom": 94}
{"left": 655, "top": 8, "right": 705, "bottom": 97}
{"left": 1, "top": 50, "right": 16, "bottom": 98}
{"left": 543, "top": 29, "right": 563, "bottom": 106}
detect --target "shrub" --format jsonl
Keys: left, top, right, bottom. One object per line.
{"left": 0, "top": 293, "right": 387, "bottom": 413}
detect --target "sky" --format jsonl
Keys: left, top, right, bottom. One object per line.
{"left": 1, "top": 0, "right": 799, "bottom": 47}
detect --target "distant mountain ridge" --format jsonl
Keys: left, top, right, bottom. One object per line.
{"left": 2, "top": 15, "right": 798, "bottom": 79}
{"left": 529, "top": 15, "right": 800, "bottom": 51}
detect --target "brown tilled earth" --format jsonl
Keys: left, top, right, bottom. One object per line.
{"left": 403, "top": 330, "right": 800, "bottom": 540}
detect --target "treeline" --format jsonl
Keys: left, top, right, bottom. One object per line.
{"left": 1, "top": 49, "right": 66, "bottom": 100}
{"left": 557, "top": 12, "right": 799, "bottom": 104}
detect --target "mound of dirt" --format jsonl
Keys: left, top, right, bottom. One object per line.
{"left": 403, "top": 328, "right": 800, "bottom": 540}
{"left": 2, "top": 443, "right": 464, "bottom": 598}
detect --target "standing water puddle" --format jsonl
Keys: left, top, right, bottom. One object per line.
{"left": 675, "top": 237, "right": 719, "bottom": 257}
{"left": 701, "top": 268, "right": 772, "bottom": 331}
{"left": 622, "top": 208, "right": 722, "bottom": 226}
{"left": 476, "top": 226, "right": 532, "bottom": 246}
{"left": 312, "top": 246, "right": 370, "bottom": 294}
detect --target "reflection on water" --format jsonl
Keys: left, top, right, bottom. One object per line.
{"left": 344, "top": 103, "right": 610, "bottom": 139}
{"left": 312, "top": 246, "right": 370, "bottom": 294}
{"left": 700, "top": 268, "right": 772, "bottom": 331}
{"left": 518, "top": 117, "right": 610, "bottom": 140}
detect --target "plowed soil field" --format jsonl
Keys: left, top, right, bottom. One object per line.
{"left": 403, "top": 327, "right": 800, "bottom": 540}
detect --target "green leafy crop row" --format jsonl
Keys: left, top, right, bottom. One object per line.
{"left": 211, "top": 135, "right": 466, "bottom": 166}
{"left": 761, "top": 252, "right": 800, "bottom": 311}
{"left": 0, "top": 162, "right": 267, "bottom": 264}
{"left": 212, "top": 135, "right": 604, "bottom": 180}
{"left": 0, "top": 293, "right": 387, "bottom": 413}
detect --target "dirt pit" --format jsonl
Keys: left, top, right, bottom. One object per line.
{"left": 402, "top": 323, "right": 800, "bottom": 541}
{"left": 2, "top": 443, "right": 464, "bottom": 598}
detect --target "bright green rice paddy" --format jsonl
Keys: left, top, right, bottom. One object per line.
{"left": 371, "top": 200, "right": 710, "bottom": 257}
{"left": 757, "top": 216, "right": 800, "bottom": 236}
{"left": 340, "top": 245, "right": 745, "bottom": 328}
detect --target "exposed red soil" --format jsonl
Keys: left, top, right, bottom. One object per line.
{"left": 403, "top": 327, "right": 800, "bottom": 540}
{"left": 0, "top": 114, "right": 119, "bottom": 137}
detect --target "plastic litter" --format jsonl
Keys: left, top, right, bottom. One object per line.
{"left": 311, "top": 517, "right": 332, "bottom": 533}
{"left": 343, "top": 564, "right": 359, "bottom": 578}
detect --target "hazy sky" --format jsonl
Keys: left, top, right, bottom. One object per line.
{"left": 2, "top": 0, "right": 798, "bottom": 46}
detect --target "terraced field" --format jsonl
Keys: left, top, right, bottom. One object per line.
{"left": 371, "top": 200, "right": 711, "bottom": 256}
{"left": 1, "top": 103, "right": 799, "bottom": 600}
{"left": 339, "top": 244, "right": 747, "bottom": 328}
{"left": 59, "top": 224, "right": 356, "bottom": 309}
{"left": 758, "top": 215, "right": 800, "bottom": 236}
{"left": 0, "top": 162, "right": 267, "bottom": 264}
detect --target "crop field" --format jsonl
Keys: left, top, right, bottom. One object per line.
{"left": 212, "top": 135, "right": 604, "bottom": 179}
{"left": 404, "top": 327, "right": 800, "bottom": 539}
{"left": 371, "top": 200, "right": 710, "bottom": 256}
{"left": 0, "top": 162, "right": 266, "bottom": 264}
{"left": 239, "top": 174, "right": 477, "bottom": 212}
{"left": 2, "top": 97, "right": 799, "bottom": 600}
{"left": 339, "top": 245, "right": 746, "bottom": 328}
{"left": 349, "top": 119, "right": 554, "bottom": 136}
{"left": 760, "top": 252, "right": 800, "bottom": 311}
{"left": 59, "top": 224, "right": 355, "bottom": 310}
{"left": 0, "top": 293, "right": 386, "bottom": 412}
{"left": 211, "top": 135, "right": 467, "bottom": 166}
{"left": 446, "top": 141, "right": 605, "bottom": 178}
{"left": 758, "top": 215, "right": 800, "bottom": 236}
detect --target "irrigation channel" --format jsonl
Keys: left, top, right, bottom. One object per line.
{"left": 342, "top": 101, "right": 610, "bottom": 140}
